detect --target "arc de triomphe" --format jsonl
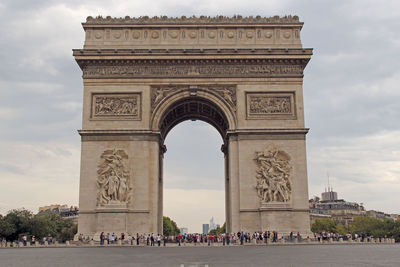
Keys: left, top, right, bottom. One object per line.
{"left": 73, "top": 15, "right": 313, "bottom": 238}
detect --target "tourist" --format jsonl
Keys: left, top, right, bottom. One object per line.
{"left": 111, "top": 233, "right": 115, "bottom": 244}
{"left": 100, "top": 232, "right": 105, "bottom": 245}
{"left": 157, "top": 234, "right": 161, "bottom": 246}
{"left": 127, "top": 233, "right": 132, "bottom": 245}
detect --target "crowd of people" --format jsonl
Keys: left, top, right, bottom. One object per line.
{"left": 94, "top": 231, "right": 282, "bottom": 246}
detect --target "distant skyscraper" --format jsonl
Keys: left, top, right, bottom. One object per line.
{"left": 209, "top": 217, "right": 216, "bottom": 230}
{"left": 202, "top": 224, "right": 209, "bottom": 234}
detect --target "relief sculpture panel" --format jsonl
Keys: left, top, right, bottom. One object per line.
{"left": 246, "top": 92, "right": 296, "bottom": 119}
{"left": 97, "top": 149, "right": 132, "bottom": 207}
{"left": 254, "top": 145, "right": 292, "bottom": 204}
{"left": 91, "top": 93, "right": 141, "bottom": 120}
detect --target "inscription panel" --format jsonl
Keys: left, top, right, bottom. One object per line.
{"left": 91, "top": 93, "right": 141, "bottom": 120}
{"left": 246, "top": 92, "right": 296, "bottom": 120}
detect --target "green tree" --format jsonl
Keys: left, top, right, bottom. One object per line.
{"left": 209, "top": 222, "right": 226, "bottom": 235}
{"left": 0, "top": 209, "right": 33, "bottom": 240}
{"left": 31, "top": 213, "right": 76, "bottom": 241}
{"left": 311, "top": 218, "right": 338, "bottom": 233}
{"left": 163, "top": 216, "right": 179, "bottom": 236}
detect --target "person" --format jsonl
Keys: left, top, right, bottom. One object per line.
{"left": 178, "top": 234, "right": 182, "bottom": 246}
{"left": 157, "top": 234, "right": 161, "bottom": 246}
{"left": 163, "top": 235, "right": 167, "bottom": 246}
{"left": 31, "top": 236, "right": 35, "bottom": 245}
{"left": 127, "top": 233, "right": 132, "bottom": 245}
{"left": 151, "top": 233, "right": 155, "bottom": 246}
{"left": 136, "top": 233, "right": 140, "bottom": 245}
{"left": 146, "top": 234, "right": 150, "bottom": 246}
{"left": 22, "top": 235, "right": 27, "bottom": 246}
{"left": 111, "top": 233, "right": 115, "bottom": 244}
{"left": 100, "top": 232, "right": 105, "bottom": 245}
{"left": 106, "top": 233, "right": 110, "bottom": 244}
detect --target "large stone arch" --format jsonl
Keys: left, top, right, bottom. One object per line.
{"left": 73, "top": 15, "right": 313, "bottom": 239}
{"left": 151, "top": 87, "right": 237, "bottom": 140}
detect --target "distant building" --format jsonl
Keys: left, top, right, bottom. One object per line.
{"left": 38, "top": 204, "right": 79, "bottom": 221}
{"left": 309, "top": 189, "right": 362, "bottom": 225}
{"left": 209, "top": 217, "right": 216, "bottom": 230}
{"left": 310, "top": 188, "right": 400, "bottom": 226}
{"left": 321, "top": 188, "right": 338, "bottom": 201}
{"left": 202, "top": 224, "right": 209, "bottom": 234}
{"left": 180, "top": 227, "right": 188, "bottom": 234}
{"left": 216, "top": 224, "right": 220, "bottom": 229}
{"left": 366, "top": 210, "right": 392, "bottom": 219}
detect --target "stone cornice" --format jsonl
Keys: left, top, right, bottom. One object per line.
{"left": 84, "top": 15, "right": 302, "bottom": 26}
{"left": 73, "top": 48, "right": 312, "bottom": 57}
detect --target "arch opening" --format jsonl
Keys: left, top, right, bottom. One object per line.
{"left": 158, "top": 96, "right": 231, "bottom": 234}
{"left": 163, "top": 121, "right": 225, "bottom": 233}
{"left": 158, "top": 97, "right": 230, "bottom": 144}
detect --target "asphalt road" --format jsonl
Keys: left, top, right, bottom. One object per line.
{"left": 1, "top": 244, "right": 399, "bottom": 267}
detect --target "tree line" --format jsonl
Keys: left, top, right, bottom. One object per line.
{"left": 0, "top": 209, "right": 77, "bottom": 242}
{"left": 311, "top": 216, "right": 400, "bottom": 241}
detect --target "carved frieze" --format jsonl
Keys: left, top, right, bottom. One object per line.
{"left": 82, "top": 59, "right": 305, "bottom": 79}
{"left": 246, "top": 92, "right": 296, "bottom": 119}
{"left": 254, "top": 145, "right": 292, "bottom": 204}
{"left": 91, "top": 93, "right": 141, "bottom": 120}
{"left": 85, "top": 15, "right": 301, "bottom": 24}
{"left": 97, "top": 149, "right": 132, "bottom": 206}
{"left": 150, "top": 85, "right": 237, "bottom": 112}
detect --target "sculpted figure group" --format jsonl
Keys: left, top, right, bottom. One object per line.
{"left": 95, "top": 96, "right": 138, "bottom": 116}
{"left": 255, "top": 145, "right": 292, "bottom": 203}
{"left": 97, "top": 149, "right": 131, "bottom": 206}
{"left": 249, "top": 96, "right": 291, "bottom": 114}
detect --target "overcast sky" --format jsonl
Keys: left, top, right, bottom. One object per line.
{"left": 0, "top": 0, "right": 399, "bottom": 233}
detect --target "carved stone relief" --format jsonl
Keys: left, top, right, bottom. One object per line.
{"left": 85, "top": 15, "right": 301, "bottom": 24}
{"left": 97, "top": 149, "right": 132, "bottom": 206}
{"left": 82, "top": 60, "right": 305, "bottom": 79}
{"left": 91, "top": 93, "right": 141, "bottom": 120}
{"left": 254, "top": 145, "right": 292, "bottom": 203}
{"left": 150, "top": 85, "right": 236, "bottom": 112}
{"left": 246, "top": 92, "right": 296, "bottom": 119}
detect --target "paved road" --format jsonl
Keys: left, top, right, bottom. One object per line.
{"left": 1, "top": 244, "right": 399, "bottom": 267}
